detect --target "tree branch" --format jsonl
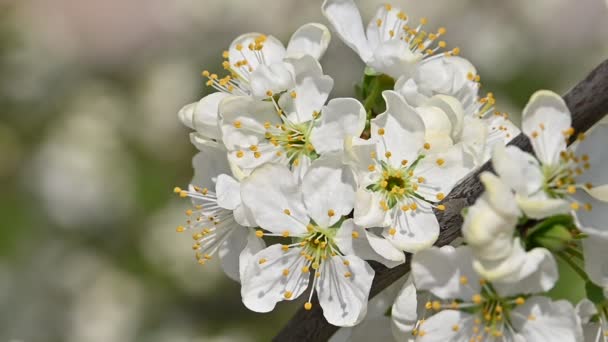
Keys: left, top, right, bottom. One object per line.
{"left": 273, "top": 58, "right": 608, "bottom": 342}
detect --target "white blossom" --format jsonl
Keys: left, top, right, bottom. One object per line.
{"left": 322, "top": 0, "right": 456, "bottom": 79}
{"left": 493, "top": 90, "right": 606, "bottom": 220}
{"left": 392, "top": 245, "right": 581, "bottom": 341}
{"left": 239, "top": 158, "right": 374, "bottom": 326}
{"left": 347, "top": 91, "right": 471, "bottom": 253}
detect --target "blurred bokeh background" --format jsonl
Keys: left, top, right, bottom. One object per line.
{"left": 0, "top": 0, "right": 607, "bottom": 341}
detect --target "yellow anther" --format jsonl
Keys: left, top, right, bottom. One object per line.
{"left": 253, "top": 151, "right": 261, "bottom": 158}
{"left": 380, "top": 180, "right": 388, "bottom": 188}
{"left": 515, "top": 297, "right": 525, "bottom": 305}
{"left": 173, "top": 186, "right": 183, "bottom": 194}
{"left": 302, "top": 266, "right": 310, "bottom": 273}
{"left": 432, "top": 301, "right": 441, "bottom": 311}
{"left": 452, "top": 325, "right": 460, "bottom": 332}
{"left": 312, "top": 262, "right": 320, "bottom": 270}
{"left": 577, "top": 132, "right": 586, "bottom": 141}
{"left": 531, "top": 131, "right": 539, "bottom": 138}
{"left": 436, "top": 204, "right": 446, "bottom": 211}
{"left": 420, "top": 17, "right": 428, "bottom": 25}
{"left": 376, "top": 18, "right": 383, "bottom": 27}
{"left": 179, "top": 191, "right": 188, "bottom": 198}
{"left": 425, "top": 301, "right": 432, "bottom": 310}
{"left": 266, "top": 90, "right": 273, "bottom": 97}
{"left": 451, "top": 47, "right": 460, "bottom": 55}
{"left": 438, "top": 27, "right": 447, "bottom": 35}
{"left": 385, "top": 151, "right": 392, "bottom": 158}
{"left": 282, "top": 231, "right": 290, "bottom": 237}
{"left": 436, "top": 158, "right": 445, "bottom": 166}
{"left": 438, "top": 41, "right": 447, "bottom": 48}
{"left": 343, "top": 260, "right": 350, "bottom": 266}
{"left": 401, "top": 159, "right": 408, "bottom": 166}
{"left": 495, "top": 305, "right": 503, "bottom": 313}
{"left": 384, "top": 4, "right": 392, "bottom": 11}
{"left": 570, "top": 202, "right": 580, "bottom": 211}
{"left": 401, "top": 205, "right": 409, "bottom": 211}
{"left": 417, "top": 177, "right": 425, "bottom": 183}
{"left": 388, "top": 228, "right": 397, "bottom": 236}
{"left": 472, "top": 294, "right": 483, "bottom": 304}
{"left": 410, "top": 202, "right": 418, "bottom": 211}
{"left": 282, "top": 269, "right": 290, "bottom": 276}
{"left": 284, "top": 291, "right": 293, "bottom": 299}
{"left": 327, "top": 209, "right": 335, "bottom": 217}
{"left": 281, "top": 245, "right": 290, "bottom": 252}
{"left": 459, "top": 275, "right": 468, "bottom": 284}
{"left": 398, "top": 11, "right": 407, "bottom": 20}
{"left": 255, "top": 230, "right": 264, "bottom": 238}
{"left": 528, "top": 314, "right": 536, "bottom": 321}
{"left": 351, "top": 231, "right": 360, "bottom": 239}
{"left": 567, "top": 185, "right": 576, "bottom": 194}
{"left": 304, "top": 302, "right": 312, "bottom": 310}
{"left": 424, "top": 142, "right": 431, "bottom": 150}
{"left": 222, "top": 50, "right": 229, "bottom": 59}
{"left": 584, "top": 203, "right": 593, "bottom": 211}
{"left": 283, "top": 209, "right": 291, "bottom": 215}
{"left": 368, "top": 164, "right": 376, "bottom": 172}
{"left": 436, "top": 193, "right": 445, "bottom": 201}
{"left": 176, "top": 226, "right": 185, "bottom": 232}
{"left": 233, "top": 120, "right": 242, "bottom": 128}
{"left": 377, "top": 128, "right": 385, "bottom": 135}
{"left": 236, "top": 150, "right": 244, "bottom": 158}
{"left": 290, "top": 91, "right": 297, "bottom": 98}
{"left": 185, "top": 209, "right": 193, "bottom": 216}
{"left": 235, "top": 44, "right": 243, "bottom": 51}
{"left": 344, "top": 272, "right": 352, "bottom": 278}
{"left": 201, "top": 70, "right": 210, "bottom": 77}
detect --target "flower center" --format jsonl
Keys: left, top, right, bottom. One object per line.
{"left": 265, "top": 121, "right": 317, "bottom": 166}
{"left": 367, "top": 157, "right": 425, "bottom": 209}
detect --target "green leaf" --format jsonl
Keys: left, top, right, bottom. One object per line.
{"left": 585, "top": 281, "right": 607, "bottom": 305}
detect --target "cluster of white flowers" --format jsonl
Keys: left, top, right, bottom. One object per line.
{"left": 172, "top": 0, "right": 607, "bottom": 338}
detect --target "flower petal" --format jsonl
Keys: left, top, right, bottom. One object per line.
{"left": 369, "top": 39, "right": 422, "bottom": 78}
{"left": 511, "top": 297, "right": 582, "bottom": 342}
{"left": 241, "top": 245, "right": 310, "bottom": 312}
{"left": 286, "top": 23, "right": 331, "bottom": 60}
{"left": 317, "top": 254, "right": 375, "bottom": 326}
{"left": 365, "top": 4, "right": 404, "bottom": 50}
{"left": 249, "top": 62, "right": 295, "bottom": 98}
{"left": 492, "top": 144, "right": 543, "bottom": 196}
{"left": 238, "top": 229, "right": 267, "bottom": 282}
{"left": 493, "top": 247, "right": 558, "bottom": 297}
{"left": 191, "top": 145, "right": 231, "bottom": 190}
{"left": 416, "top": 310, "right": 474, "bottom": 342}
{"left": 414, "top": 105, "right": 454, "bottom": 152}
{"left": 391, "top": 276, "right": 420, "bottom": 339}
{"left": 353, "top": 189, "right": 391, "bottom": 227}
{"left": 371, "top": 91, "right": 425, "bottom": 168}
{"left": 582, "top": 232, "right": 608, "bottom": 288}
{"left": 302, "top": 154, "right": 357, "bottom": 227}
{"left": 574, "top": 121, "right": 608, "bottom": 200}
{"left": 240, "top": 163, "right": 309, "bottom": 234}
{"left": 522, "top": 90, "right": 571, "bottom": 166}
{"left": 310, "top": 98, "right": 366, "bottom": 154}
{"left": 516, "top": 195, "right": 570, "bottom": 220}
{"left": 336, "top": 220, "right": 405, "bottom": 268}
{"left": 411, "top": 245, "right": 481, "bottom": 301}
{"left": 414, "top": 145, "right": 472, "bottom": 201}
{"left": 219, "top": 226, "right": 249, "bottom": 282}
{"left": 384, "top": 202, "right": 439, "bottom": 253}
{"left": 229, "top": 33, "right": 286, "bottom": 81}
{"left": 322, "top": 0, "right": 372, "bottom": 62}
{"left": 215, "top": 174, "right": 241, "bottom": 210}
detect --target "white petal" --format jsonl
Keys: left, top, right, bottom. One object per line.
{"left": 215, "top": 174, "right": 241, "bottom": 210}
{"left": 492, "top": 144, "right": 544, "bottom": 196}
{"left": 240, "top": 163, "right": 309, "bottom": 234}
{"left": 412, "top": 246, "right": 481, "bottom": 301}
{"left": 479, "top": 171, "right": 520, "bottom": 218}
{"left": 384, "top": 202, "right": 439, "bottom": 253}
{"left": 241, "top": 245, "right": 310, "bottom": 312}
{"left": 344, "top": 136, "right": 377, "bottom": 180}
{"left": 310, "top": 98, "right": 366, "bottom": 154}
{"left": 337, "top": 220, "right": 405, "bottom": 268}
{"left": 179, "top": 92, "right": 230, "bottom": 140}
{"left": 494, "top": 247, "right": 558, "bottom": 297}
{"left": 575, "top": 299, "right": 598, "bottom": 325}
{"left": 249, "top": 62, "right": 295, "bottom": 98}
{"left": 238, "top": 229, "right": 267, "bottom": 283}
{"left": 582, "top": 233, "right": 608, "bottom": 288}
{"left": 414, "top": 146, "right": 472, "bottom": 201}
{"left": 191, "top": 145, "right": 231, "bottom": 190}
{"left": 426, "top": 94, "right": 465, "bottom": 142}
{"left": 471, "top": 238, "right": 527, "bottom": 283}
{"left": 371, "top": 91, "right": 425, "bottom": 168}
{"left": 522, "top": 90, "right": 571, "bottom": 166}
{"left": 353, "top": 189, "right": 391, "bottom": 227}
{"left": 572, "top": 189, "right": 608, "bottom": 237}
{"left": 414, "top": 105, "right": 454, "bottom": 152}
{"left": 286, "top": 23, "right": 331, "bottom": 60}
{"left": 219, "top": 96, "right": 283, "bottom": 169}
{"left": 365, "top": 4, "right": 404, "bottom": 49}
{"left": 317, "top": 254, "right": 374, "bottom": 326}
{"left": 516, "top": 195, "right": 570, "bottom": 220}
{"left": 233, "top": 202, "right": 256, "bottom": 227}
{"left": 460, "top": 116, "right": 488, "bottom": 166}
{"left": 189, "top": 132, "right": 224, "bottom": 151}
{"left": 369, "top": 40, "right": 422, "bottom": 78}
{"left": 511, "top": 297, "right": 582, "bottom": 342}
{"left": 391, "top": 276, "right": 419, "bottom": 339}
{"left": 416, "top": 310, "right": 474, "bottom": 342}
{"left": 322, "top": 0, "right": 372, "bottom": 62}
{"left": 219, "top": 226, "right": 249, "bottom": 282}
{"left": 302, "top": 154, "right": 357, "bottom": 227}
{"left": 574, "top": 121, "right": 608, "bottom": 200}
{"left": 229, "top": 33, "right": 286, "bottom": 81}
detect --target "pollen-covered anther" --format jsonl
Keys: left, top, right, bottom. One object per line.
{"left": 266, "top": 90, "right": 273, "bottom": 97}
{"left": 436, "top": 158, "right": 445, "bottom": 166}
{"left": 388, "top": 227, "right": 397, "bottom": 236}
{"left": 368, "top": 164, "right": 376, "bottom": 172}
{"left": 377, "top": 128, "right": 385, "bottom": 135}
{"left": 255, "top": 230, "right": 264, "bottom": 238}
{"left": 401, "top": 159, "right": 408, "bottom": 166}
{"left": 327, "top": 209, "right": 335, "bottom": 217}
{"left": 570, "top": 202, "right": 580, "bottom": 211}
{"left": 344, "top": 272, "right": 352, "bottom": 278}
{"left": 436, "top": 193, "right": 445, "bottom": 201}
{"left": 472, "top": 294, "right": 483, "bottom": 304}
{"left": 282, "top": 269, "right": 290, "bottom": 277}
{"left": 236, "top": 150, "right": 244, "bottom": 158}
{"left": 385, "top": 151, "right": 392, "bottom": 158}
{"left": 283, "top": 209, "right": 291, "bottom": 215}
{"left": 424, "top": 142, "right": 431, "bottom": 150}
{"left": 304, "top": 302, "right": 312, "bottom": 310}
{"left": 176, "top": 225, "right": 185, "bottom": 233}
{"left": 284, "top": 291, "right": 293, "bottom": 299}
{"left": 351, "top": 231, "right": 359, "bottom": 239}
{"left": 290, "top": 91, "right": 297, "bottom": 98}
{"left": 436, "top": 204, "right": 446, "bottom": 211}
{"left": 515, "top": 297, "right": 525, "bottom": 305}
{"left": 282, "top": 231, "right": 290, "bottom": 237}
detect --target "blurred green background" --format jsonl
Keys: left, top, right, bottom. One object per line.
{"left": 0, "top": 0, "right": 606, "bottom": 341}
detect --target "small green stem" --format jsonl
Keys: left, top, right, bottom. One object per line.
{"left": 556, "top": 251, "right": 589, "bottom": 281}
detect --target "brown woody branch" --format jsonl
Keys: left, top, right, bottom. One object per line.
{"left": 274, "top": 59, "right": 608, "bottom": 342}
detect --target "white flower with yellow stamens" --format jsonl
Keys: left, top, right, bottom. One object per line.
{"left": 492, "top": 90, "right": 606, "bottom": 220}
{"left": 173, "top": 145, "right": 262, "bottom": 282}
{"left": 239, "top": 157, "right": 374, "bottom": 327}
{"left": 219, "top": 59, "right": 365, "bottom": 179}
{"left": 391, "top": 245, "right": 581, "bottom": 341}
{"left": 347, "top": 91, "right": 471, "bottom": 253}
{"left": 178, "top": 23, "right": 331, "bottom": 146}
{"left": 394, "top": 56, "right": 519, "bottom": 166}
{"left": 322, "top": 0, "right": 457, "bottom": 79}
